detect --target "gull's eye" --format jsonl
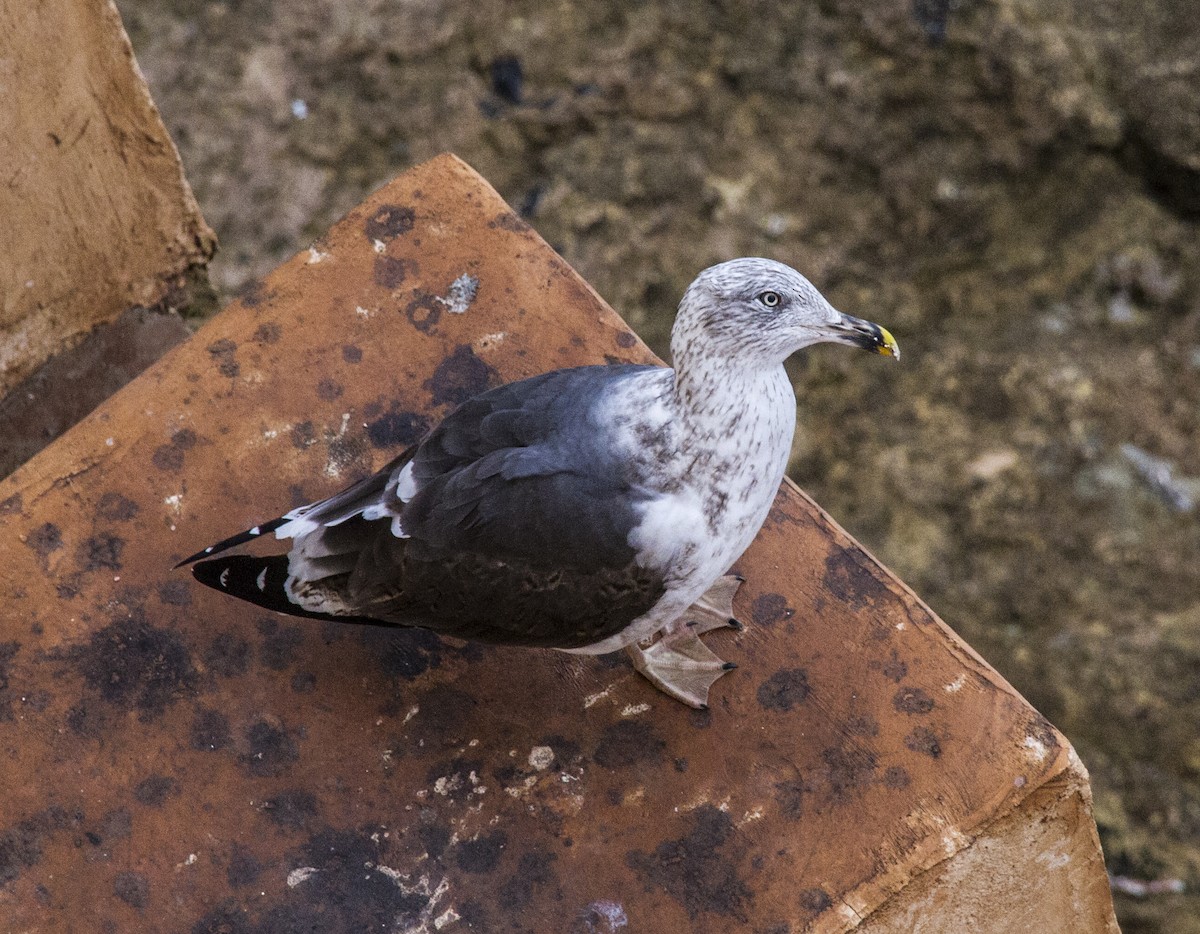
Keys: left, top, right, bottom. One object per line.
{"left": 758, "top": 291, "right": 782, "bottom": 308}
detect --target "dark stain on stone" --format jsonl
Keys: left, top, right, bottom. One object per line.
{"left": 499, "top": 850, "right": 558, "bottom": 911}
{"left": 366, "top": 409, "right": 430, "bottom": 449}
{"left": 316, "top": 377, "right": 343, "bottom": 401}
{"left": 133, "top": 775, "right": 180, "bottom": 807}
{"left": 0, "top": 641, "right": 20, "bottom": 721}
{"left": 488, "top": 211, "right": 531, "bottom": 234}
{"left": 905, "top": 726, "right": 942, "bottom": 758}
{"left": 262, "top": 790, "right": 319, "bottom": 830}
{"left": 227, "top": 844, "right": 263, "bottom": 888}
{"left": 627, "top": 804, "right": 751, "bottom": 920}
{"left": 25, "top": 522, "right": 62, "bottom": 560}
{"left": 893, "top": 686, "right": 935, "bottom": 715}
{"left": 0, "top": 806, "right": 73, "bottom": 886}
{"left": 157, "top": 579, "right": 192, "bottom": 606}
{"left": 883, "top": 765, "right": 911, "bottom": 789}
{"left": 69, "top": 617, "right": 195, "bottom": 719}
{"left": 291, "top": 672, "right": 317, "bottom": 693}
{"left": 847, "top": 714, "right": 880, "bottom": 737}
{"left": 204, "top": 631, "right": 252, "bottom": 678}
{"left": 404, "top": 290, "right": 443, "bottom": 333}
{"left": 0, "top": 493, "right": 22, "bottom": 515}
{"left": 379, "top": 628, "right": 443, "bottom": 679}
{"left": 76, "top": 532, "right": 124, "bottom": 572}
{"left": 615, "top": 331, "right": 638, "bottom": 349}
{"left": 823, "top": 547, "right": 889, "bottom": 610}
{"left": 425, "top": 344, "right": 498, "bottom": 407}
{"left": 191, "top": 707, "right": 231, "bottom": 751}
{"left": 252, "top": 322, "right": 281, "bottom": 344}
{"left": 290, "top": 420, "right": 316, "bottom": 449}
{"left": 774, "top": 778, "right": 807, "bottom": 820}
{"left": 756, "top": 668, "right": 810, "bottom": 712}
{"left": 151, "top": 427, "right": 198, "bottom": 472}
{"left": 418, "top": 821, "right": 450, "bottom": 859}
{"left": 373, "top": 254, "right": 417, "bottom": 289}
{"left": 798, "top": 887, "right": 832, "bottom": 914}
{"left": 822, "top": 745, "right": 878, "bottom": 800}
{"left": 190, "top": 899, "right": 251, "bottom": 934}
{"left": 66, "top": 700, "right": 108, "bottom": 738}
{"left": 593, "top": 720, "right": 666, "bottom": 769}
{"left": 96, "top": 491, "right": 139, "bottom": 522}
{"left": 541, "top": 734, "right": 582, "bottom": 769}
{"left": 259, "top": 622, "right": 303, "bottom": 671}
{"left": 364, "top": 204, "right": 416, "bottom": 241}
{"left": 207, "top": 338, "right": 240, "bottom": 378}
{"left": 240, "top": 721, "right": 300, "bottom": 777}
{"left": 342, "top": 344, "right": 363, "bottom": 364}
{"left": 751, "top": 593, "right": 793, "bottom": 628}
{"left": 455, "top": 830, "right": 507, "bottom": 874}
{"left": 265, "top": 826, "right": 432, "bottom": 931}
{"left": 403, "top": 682, "right": 478, "bottom": 748}
{"left": 114, "top": 870, "right": 149, "bottom": 909}
{"left": 873, "top": 649, "right": 908, "bottom": 683}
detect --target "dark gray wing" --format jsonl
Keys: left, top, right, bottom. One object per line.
{"left": 397, "top": 364, "right": 663, "bottom": 571}
{"left": 191, "top": 364, "right": 673, "bottom": 649}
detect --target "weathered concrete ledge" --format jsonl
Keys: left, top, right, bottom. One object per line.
{"left": 0, "top": 155, "right": 1117, "bottom": 931}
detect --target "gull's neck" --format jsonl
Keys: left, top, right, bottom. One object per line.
{"left": 668, "top": 337, "right": 797, "bottom": 479}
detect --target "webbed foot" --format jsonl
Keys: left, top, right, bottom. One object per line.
{"left": 626, "top": 575, "right": 746, "bottom": 708}
{"left": 626, "top": 633, "right": 736, "bottom": 709}
{"left": 685, "top": 574, "right": 745, "bottom": 635}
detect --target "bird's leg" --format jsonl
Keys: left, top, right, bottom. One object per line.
{"left": 625, "top": 575, "right": 745, "bottom": 708}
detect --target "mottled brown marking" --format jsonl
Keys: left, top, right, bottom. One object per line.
{"left": 95, "top": 491, "right": 138, "bottom": 522}
{"left": 424, "top": 344, "right": 498, "bottom": 407}
{"left": 904, "top": 727, "right": 942, "bottom": 758}
{"left": 627, "top": 805, "right": 751, "bottom": 920}
{"left": 756, "top": 668, "right": 810, "bottom": 711}
{"left": 751, "top": 592, "right": 793, "bottom": 627}
{"left": 206, "top": 338, "right": 240, "bottom": 378}
{"left": 364, "top": 204, "right": 415, "bottom": 241}
{"left": 893, "top": 686, "right": 935, "bottom": 715}
{"left": 822, "top": 547, "right": 889, "bottom": 610}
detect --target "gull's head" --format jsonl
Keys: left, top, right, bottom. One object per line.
{"left": 674, "top": 257, "right": 899, "bottom": 365}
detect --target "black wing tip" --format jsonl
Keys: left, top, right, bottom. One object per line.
{"left": 173, "top": 517, "right": 289, "bottom": 569}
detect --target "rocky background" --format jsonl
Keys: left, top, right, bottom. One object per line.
{"left": 115, "top": 0, "right": 1200, "bottom": 929}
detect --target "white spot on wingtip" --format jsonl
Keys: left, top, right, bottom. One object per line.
{"left": 255, "top": 568, "right": 268, "bottom": 591}
{"left": 219, "top": 568, "right": 230, "bottom": 588}
{"left": 249, "top": 526, "right": 261, "bottom": 536}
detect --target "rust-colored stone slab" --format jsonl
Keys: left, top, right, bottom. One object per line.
{"left": 0, "top": 307, "right": 191, "bottom": 481}
{"left": 0, "top": 155, "right": 1115, "bottom": 931}
{"left": 0, "top": 0, "right": 215, "bottom": 396}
